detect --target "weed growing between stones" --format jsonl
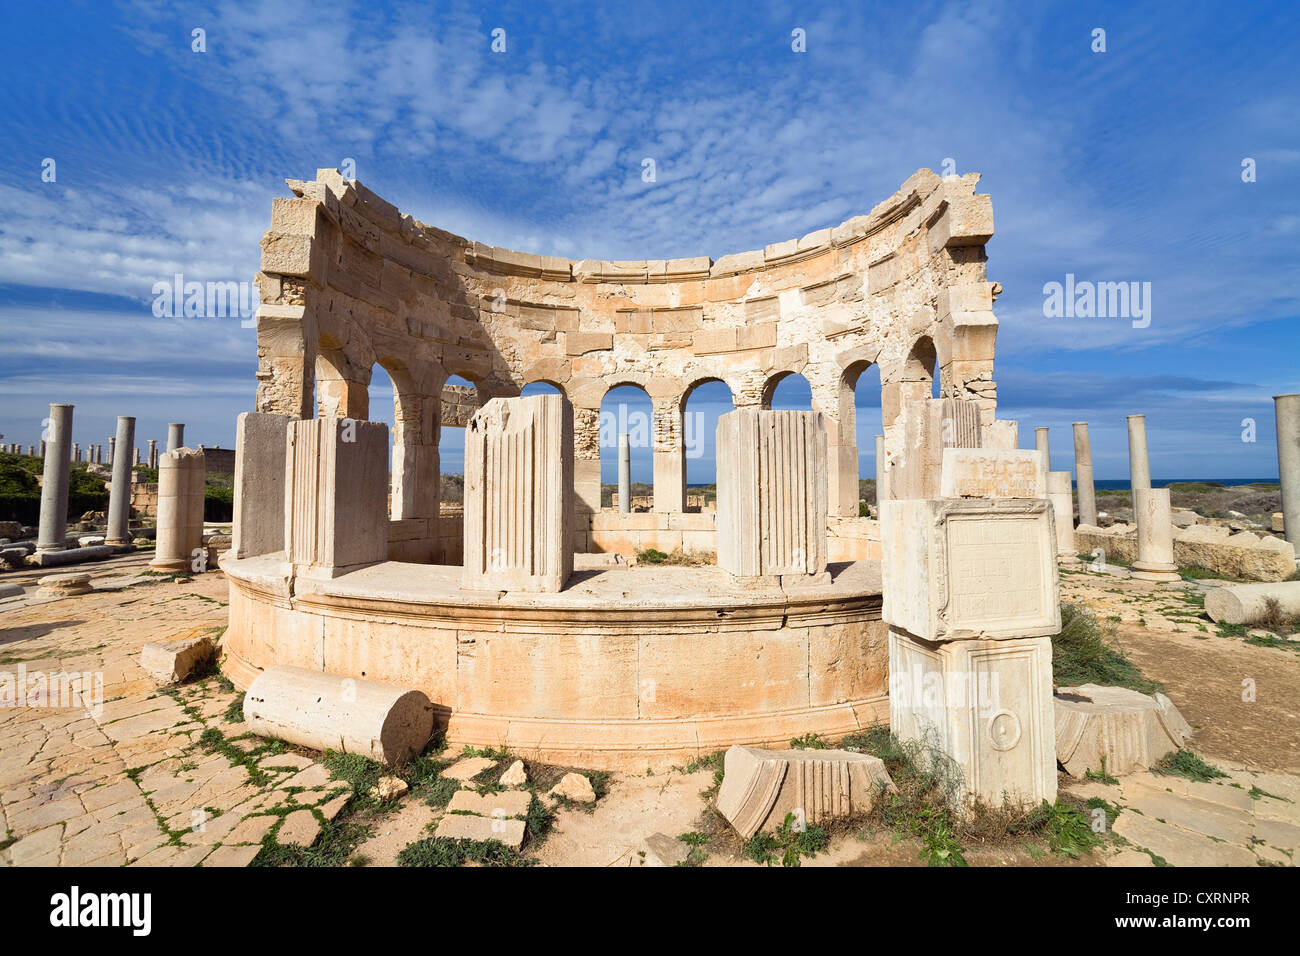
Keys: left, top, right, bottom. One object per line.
{"left": 1153, "top": 750, "right": 1228, "bottom": 782}
{"left": 839, "top": 725, "right": 1108, "bottom": 866}
{"left": 1051, "top": 602, "right": 1163, "bottom": 694}
{"left": 744, "top": 812, "right": 829, "bottom": 866}
{"left": 677, "top": 831, "right": 710, "bottom": 866}
{"left": 683, "top": 750, "right": 726, "bottom": 800}
{"left": 397, "top": 836, "right": 536, "bottom": 867}
{"left": 789, "top": 732, "right": 829, "bottom": 750}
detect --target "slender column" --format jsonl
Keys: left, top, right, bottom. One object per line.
{"left": 1048, "top": 471, "right": 1077, "bottom": 563}
{"left": 1127, "top": 414, "right": 1178, "bottom": 581}
{"left": 94, "top": 444, "right": 102, "bottom": 464}
{"left": 37, "top": 404, "right": 74, "bottom": 552}
{"left": 106, "top": 416, "right": 136, "bottom": 547}
{"left": 1035, "top": 427, "right": 1049, "bottom": 470}
{"left": 1127, "top": 415, "right": 1151, "bottom": 493}
{"left": 133, "top": 447, "right": 141, "bottom": 466}
{"left": 39, "top": 439, "right": 46, "bottom": 458}
{"left": 1072, "top": 422, "right": 1097, "bottom": 526}
{"left": 618, "top": 434, "right": 631, "bottom": 514}
{"left": 1275, "top": 394, "right": 1300, "bottom": 547}
{"left": 72, "top": 443, "right": 80, "bottom": 463}
{"left": 167, "top": 423, "right": 185, "bottom": 453}
{"left": 148, "top": 439, "right": 158, "bottom": 469}
{"left": 108, "top": 437, "right": 115, "bottom": 466}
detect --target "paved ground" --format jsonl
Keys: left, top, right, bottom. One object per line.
{"left": 0, "top": 553, "right": 1296, "bottom": 867}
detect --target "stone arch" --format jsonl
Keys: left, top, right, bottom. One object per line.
{"left": 763, "top": 370, "right": 813, "bottom": 410}
{"left": 837, "top": 358, "right": 884, "bottom": 515}
{"left": 599, "top": 382, "right": 653, "bottom": 511}
{"left": 680, "top": 377, "right": 734, "bottom": 507}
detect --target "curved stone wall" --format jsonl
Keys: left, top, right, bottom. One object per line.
{"left": 222, "top": 556, "right": 888, "bottom": 769}
{"left": 254, "top": 167, "right": 1001, "bottom": 526}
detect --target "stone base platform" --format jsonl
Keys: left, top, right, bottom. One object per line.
{"left": 220, "top": 555, "right": 888, "bottom": 770}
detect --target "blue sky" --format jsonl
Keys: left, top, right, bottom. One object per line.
{"left": 0, "top": 0, "right": 1296, "bottom": 484}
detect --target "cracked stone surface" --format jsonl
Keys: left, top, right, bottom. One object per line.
{"left": 0, "top": 559, "right": 350, "bottom": 868}
{"left": 2, "top": 552, "right": 1297, "bottom": 868}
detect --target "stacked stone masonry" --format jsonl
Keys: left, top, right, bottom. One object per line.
{"left": 254, "top": 167, "right": 1002, "bottom": 555}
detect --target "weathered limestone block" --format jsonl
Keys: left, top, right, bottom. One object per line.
{"left": 285, "top": 417, "right": 389, "bottom": 579}
{"left": 640, "top": 833, "right": 690, "bottom": 866}
{"left": 433, "top": 812, "right": 526, "bottom": 849}
{"left": 716, "top": 745, "right": 894, "bottom": 839}
{"left": 232, "top": 412, "right": 292, "bottom": 559}
{"left": 891, "top": 399, "right": 982, "bottom": 500}
{"left": 140, "top": 635, "right": 215, "bottom": 685}
{"left": 715, "top": 408, "right": 827, "bottom": 582}
{"left": 981, "top": 419, "right": 1018, "bottom": 451}
{"left": 889, "top": 628, "right": 1056, "bottom": 806}
{"left": 939, "top": 447, "right": 1046, "bottom": 499}
{"left": 35, "top": 572, "right": 92, "bottom": 597}
{"left": 243, "top": 665, "right": 435, "bottom": 766}
{"left": 1205, "top": 581, "right": 1300, "bottom": 624}
{"left": 462, "top": 394, "right": 574, "bottom": 593}
{"left": 150, "top": 448, "right": 206, "bottom": 572}
{"left": 1054, "top": 684, "right": 1191, "bottom": 777}
{"left": 25, "top": 544, "right": 114, "bottom": 568}
{"left": 1175, "top": 524, "right": 1296, "bottom": 582}
{"left": 880, "top": 497, "right": 1060, "bottom": 642}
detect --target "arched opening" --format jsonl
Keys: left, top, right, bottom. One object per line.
{"left": 841, "top": 362, "right": 883, "bottom": 516}
{"left": 438, "top": 374, "right": 479, "bottom": 511}
{"left": 681, "top": 379, "right": 733, "bottom": 513}
{"left": 369, "top": 363, "right": 396, "bottom": 516}
{"left": 906, "top": 336, "right": 938, "bottom": 397}
{"left": 521, "top": 381, "right": 564, "bottom": 398}
{"left": 600, "top": 384, "right": 653, "bottom": 511}
{"left": 764, "top": 371, "right": 813, "bottom": 410}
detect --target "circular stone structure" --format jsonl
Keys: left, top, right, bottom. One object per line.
{"left": 222, "top": 556, "right": 886, "bottom": 770}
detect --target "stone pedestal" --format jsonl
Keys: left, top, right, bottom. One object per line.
{"left": 716, "top": 408, "right": 827, "bottom": 583}
{"left": 1047, "top": 470, "right": 1077, "bottom": 562}
{"left": 1275, "top": 394, "right": 1299, "bottom": 548}
{"left": 36, "top": 404, "right": 73, "bottom": 553}
{"left": 167, "top": 423, "right": 185, "bottom": 453}
{"left": 462, "top": 394, "right": 574, "bottom": 593}
{"left": 232, "top": 412, "right": 292, "bottom": 559}
{"left": 151, "top": 448, "right": 206, "bottom": 572}
{"left": 889, "top": 628, "right": 1056, "bottom": 806}
{"left": 105, "top": 416, "right": 136, "bottom": 547}
{"left": 285, "top": 417, "right": 389, "bottom": 579}
{"left": 880, "top": 497, "right": 1060, "bottom": 642}
{"left": 1072, "top": 422, "right": 1096, "bottom": 527}
{"left": 1131, "top": 487, "right": 1181, "bottom": 582}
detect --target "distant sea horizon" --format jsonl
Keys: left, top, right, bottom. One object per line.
{"left": 678, "top": 477, "right": 1281, "bottom": 490}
